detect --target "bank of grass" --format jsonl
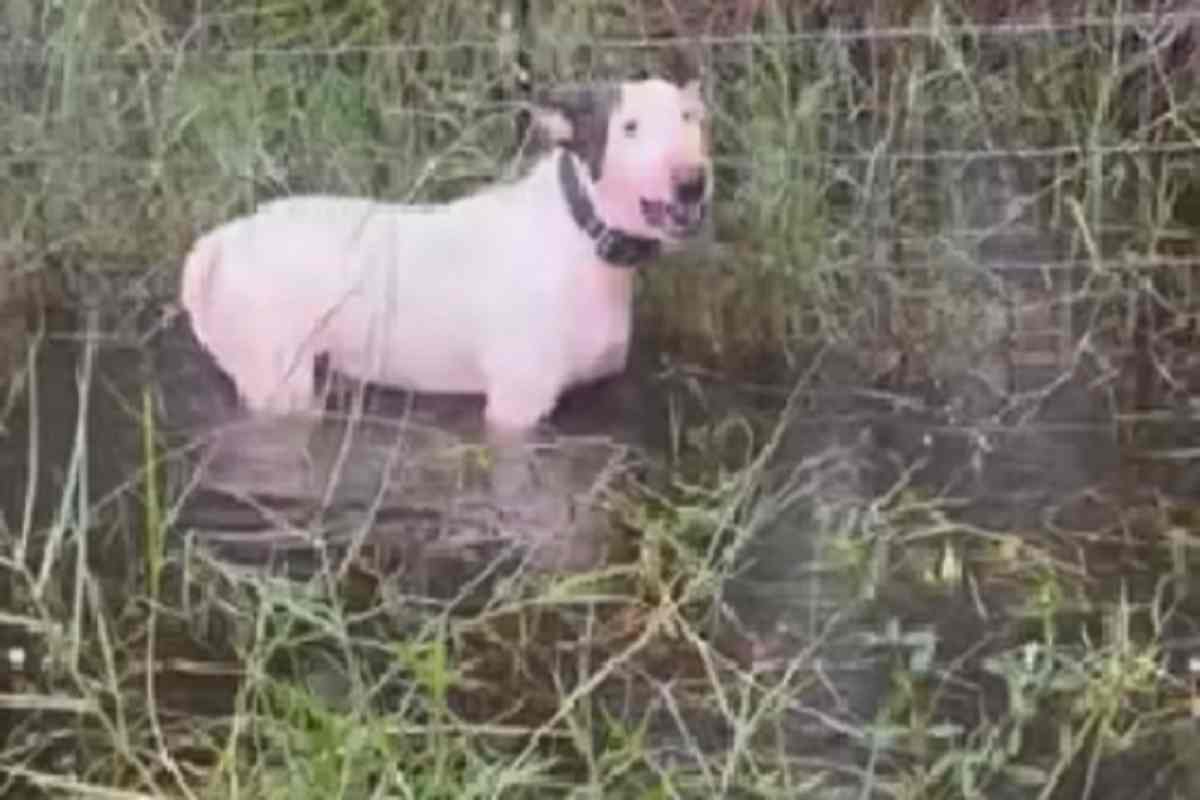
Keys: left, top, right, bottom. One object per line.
{"left": 3, "top": 0, "right": 1200, "bottom": 797}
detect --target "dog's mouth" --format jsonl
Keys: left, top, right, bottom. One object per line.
{"left": 640, "top": 198, "right": 707, "bottom": 239}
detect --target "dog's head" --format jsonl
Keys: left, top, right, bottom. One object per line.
{"left": 534, "top": 77, "right": 712, "bottom": 243}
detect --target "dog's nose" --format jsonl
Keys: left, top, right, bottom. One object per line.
{"left": 672, "top": 166, "right": 707, "bottom": 205}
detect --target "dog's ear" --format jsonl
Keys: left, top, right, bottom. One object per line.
{"left": 680, "top": 78, "right": 703, "bottom": 104}
{"left": 662, "top": 46, "right": 704, "bottom": 92}
{"left": 532, "top": 85, "right": 607, "bottom": 140}
{"left": 531, "top": 84, "right": 619, "bottom": 180}
{"left": 530, "top": 104, "right": 575, "bottom": 146}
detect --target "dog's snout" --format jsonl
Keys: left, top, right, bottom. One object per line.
{"left": 672, "top": 166, "right": 707, "bottom": 205}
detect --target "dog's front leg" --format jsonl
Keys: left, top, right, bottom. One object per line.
{"left": 482, "top": 370, "right": 563, "bottom": 526}
{"left": 482, "top": 353, "right": 564, "bottom": 437}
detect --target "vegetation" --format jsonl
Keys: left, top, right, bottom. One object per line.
{"left": 3, "top": 0, "right": 1200, "bottom": 797}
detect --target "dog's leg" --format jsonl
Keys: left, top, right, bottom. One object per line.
{"left": 481, "top": 371, "right": 566, "bottom": 531}
{"left": 210, "top": 341, "right": 323, "bottom": 498}
{"left": 482, "top": 374, "right": 555, "bottom": 500}
{"left": 232, "top": 338, "right": 321, "bottom": 416}
{"left": 482, "top": 357, "right": 562, "bottom": 434}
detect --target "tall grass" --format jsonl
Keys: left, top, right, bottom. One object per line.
{"left": 3, "top": 1, "right": 1200, "bottom": 798}
{"left": 3, "top": 1, "right": 1198, "bottom": 354}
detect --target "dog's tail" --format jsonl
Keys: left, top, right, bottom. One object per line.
{"left": 180, "top": 231, "right": 221, "bottom": 349}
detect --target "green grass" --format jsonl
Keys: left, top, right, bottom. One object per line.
{"left": 3, "top": 0, "right": 1200, "bottom": 797}
{"left": 1, "top": 0, "right": 1189, "bottom": 354}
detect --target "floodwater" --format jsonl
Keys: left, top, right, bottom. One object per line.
{"left": 2, "top": 285, "right": 1199, "bottom": 797}
{"left": 6, "top": 143, "right": 1200, "bottom": 796}
{"left": 2, "top": 308, "right": 669, "bottom": 578}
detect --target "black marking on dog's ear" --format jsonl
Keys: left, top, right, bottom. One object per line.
{"left": 662, "top": 46, "right": 704, "bottom": 90}
{"left": 535, "top": 83, "right": 620, "bottom": 182}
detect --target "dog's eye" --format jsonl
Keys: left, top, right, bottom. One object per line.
{"left": 682, "top": 109, "right": 699, "bottom": 124}
{"left": 623, "top": 119, "right": 638, "bottom": 137}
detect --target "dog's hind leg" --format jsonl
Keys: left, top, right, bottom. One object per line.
{"left": 232, "top": 339, "right": 321, "bottom": 416}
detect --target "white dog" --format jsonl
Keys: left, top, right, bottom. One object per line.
{"left": 181, "top": 77, "right": 712, "bottom": 439}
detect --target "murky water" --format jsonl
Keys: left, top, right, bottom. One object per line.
{"left": 2, "top": 309, "right": 663, "bottom": 576}
{"left": 3, "top": 283, "right": 1200, "bottom": 795}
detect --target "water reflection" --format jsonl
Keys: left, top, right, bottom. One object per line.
{"left": 184, "top": 405, "right": 633, "bottom": 576}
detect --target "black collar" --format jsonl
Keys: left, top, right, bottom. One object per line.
{"left": 557, "top": 151, "right": 662, "bottom": 267}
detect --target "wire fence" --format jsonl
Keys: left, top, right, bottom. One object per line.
{"left": 3, "top": 8, "right": 1200, "bottom": 60}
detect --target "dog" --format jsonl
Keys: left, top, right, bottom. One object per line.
{"left": 180, "top": 77, "right": 712, "bottom": 441}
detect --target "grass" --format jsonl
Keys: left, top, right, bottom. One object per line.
{"left": 3, "top": 0, "right": 1200, "bottom": 797}
{"left": 8, "top": 366, "right": 1200, "bottom": 798}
